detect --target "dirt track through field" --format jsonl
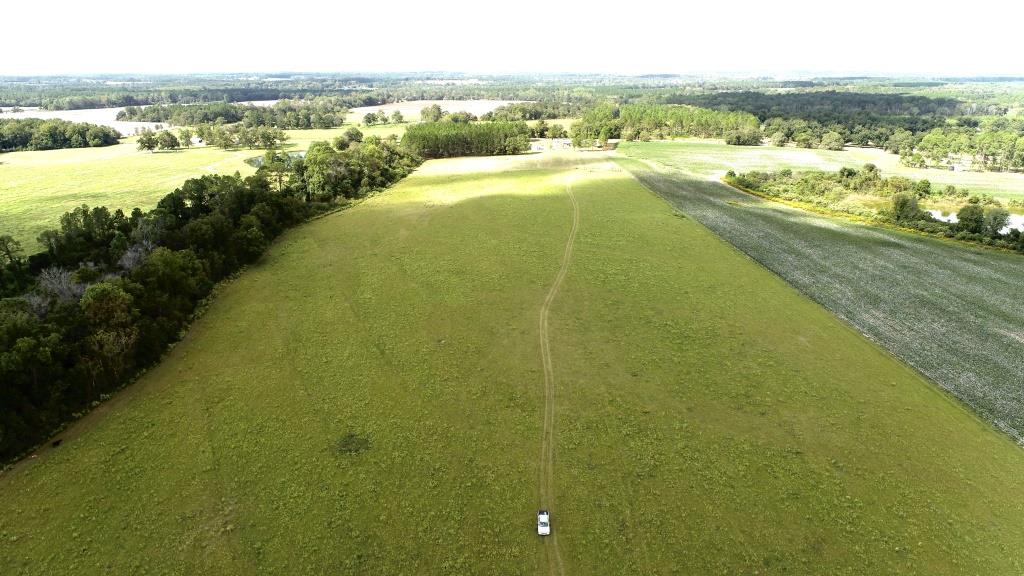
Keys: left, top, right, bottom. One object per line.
{"left": 538, "top": 177, "right": 578, "bottom": 576}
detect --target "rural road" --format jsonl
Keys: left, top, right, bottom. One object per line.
{"left": 538, "top": 177, "right": 579, "bottom": 576}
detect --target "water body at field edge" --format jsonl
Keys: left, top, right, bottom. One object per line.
{"left": 928, "top": 209, "right": 1024, "bottom": 234}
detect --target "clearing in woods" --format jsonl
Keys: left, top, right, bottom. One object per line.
{"left": 2, "top": 151, "right": 1024, "bottom": 574}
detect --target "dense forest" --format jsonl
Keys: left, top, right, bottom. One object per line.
{"left": 727, "top": 166, "right": 1024, "bottom": 252}
{"left": 401, "top": 121, "right": 531, "bottom": 158}
{"left": 0, "top": 118, "right": 121, "bottom": 152}
{"left": 902, "top": 119, "right": 1024, "bottom": 171}
{"left": 569, "top": 104, "right": 761, "bottom": 146}
{"left": 0, "top": 136, "right": 420, "bottom": 461}
{"left": 668, "top": 91, "right": 956, "bottom": 148}
{"left": 117, "top": 97, "right": 350, "bottom": 129}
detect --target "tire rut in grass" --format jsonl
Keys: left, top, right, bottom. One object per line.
{"left": 538, "top": 177, "right": 578, "bottom": 576}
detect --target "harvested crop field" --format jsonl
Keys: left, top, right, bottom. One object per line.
{"left": 618, "top": 149, "right": 1024, "bottom": 442}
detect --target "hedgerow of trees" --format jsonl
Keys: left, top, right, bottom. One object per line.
{"left": 481, "top": 101, "right": 585, "bottom": 121}
{"left": 117, "top": 97, "right": 350, "bottom": 129}
{"left": 192, "top": 124, "right": 288, "bottom": 150}
{"left": 0, "top": 119, "right": 121, "bottom": 152}
{"left": 402, "top": 121, "right": 531, "bottom": 158}
{"left": 0, "top": 136, "right": 421, "bottom": 462}
{"left": 362, "top": 109, "right": 404, "bottom": 125}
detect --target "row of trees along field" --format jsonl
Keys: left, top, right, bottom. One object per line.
{"left": 117, "top": 97, "right": 350, "bottom": 129}
{"left": 569, "top": 104, "right": 762, "bottom": 146}
{"left": 0, "top": 75, "right": 607, "bottom": 110}
{"left": 480, "top": 100, "right": 586, "bottom": 121}
{"left": 363, "top": 109, "right": 404, "bottom": 125}
{"left": 401, "top": 117, "right": 531, "bottom": 158}
{"left": 135, "top": 125, "right": 288, "bottom": 151}
{"left": 0, "top": 119, "right": 121, "bottom": 152}
{"left": 726, "top": 165, "right": 1024, "bottom": 252}
{"left": 0, "top": 136, "right": 421, "bottom": 462}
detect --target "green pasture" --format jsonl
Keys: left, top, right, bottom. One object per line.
{"left": 2, "top": 151, "right": 1022, "bottom": 574}
{"left": 0, "top": 123, "right": 406, "bottom": 249}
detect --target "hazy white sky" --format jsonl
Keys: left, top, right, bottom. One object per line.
{"left": 5, "top": 0, "right": 1023, "bottom": 77}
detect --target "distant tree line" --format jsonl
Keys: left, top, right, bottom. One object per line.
{"left": 727, "top": 165, "right": 1024, "bottom": 252}
{"left": 481, "top": 101, "right": 585, "bottom": 121}
{"left": 401, "top": 121, "right": 531, "bottom": 158}
{"left": 661, "top": 91, "right": 976, "bottom": 152}
{"left": 670, "top": 91, "right": 957, "bottom": 135}
{"left": 569, "top": 104, "right": 761, "bottom": 147}
{"left": 0, "top": 88, "right": 310, "bottom": 111}
{"left": 0, "top": 137, "right": 420, "bottom": 462}
{"left": 0, "top": 119, "right": 121, "bottom": 152}
{"left": 117, "top": 97, "right": 350, "bottom": 129}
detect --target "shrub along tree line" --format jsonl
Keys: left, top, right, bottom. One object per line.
{"left": 569, "top": 104, "right": 762, "bottom": 147}
{"left": 117, "top": 97, "right": 350, "bottom": 129}
{"left": 0, "top": 118, "right": 121, "bottom": 152}
{"left": 401, "top": 120, "right": 531, "bottom": 158}
{"left": 726, "top": 165, "right": 1024, "bottom": 252}
{"left": 0, "top": 136, "right": 421, "bottom": 462}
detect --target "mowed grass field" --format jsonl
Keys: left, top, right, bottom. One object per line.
{"left": 2, "top": 152, "right": 1024, "bottom": 574}
{"left": 620, "top": 139, "right": 1024, "bottom": 201}
{"left": 0, "top": 124, "right": 406, "bottom": 249}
